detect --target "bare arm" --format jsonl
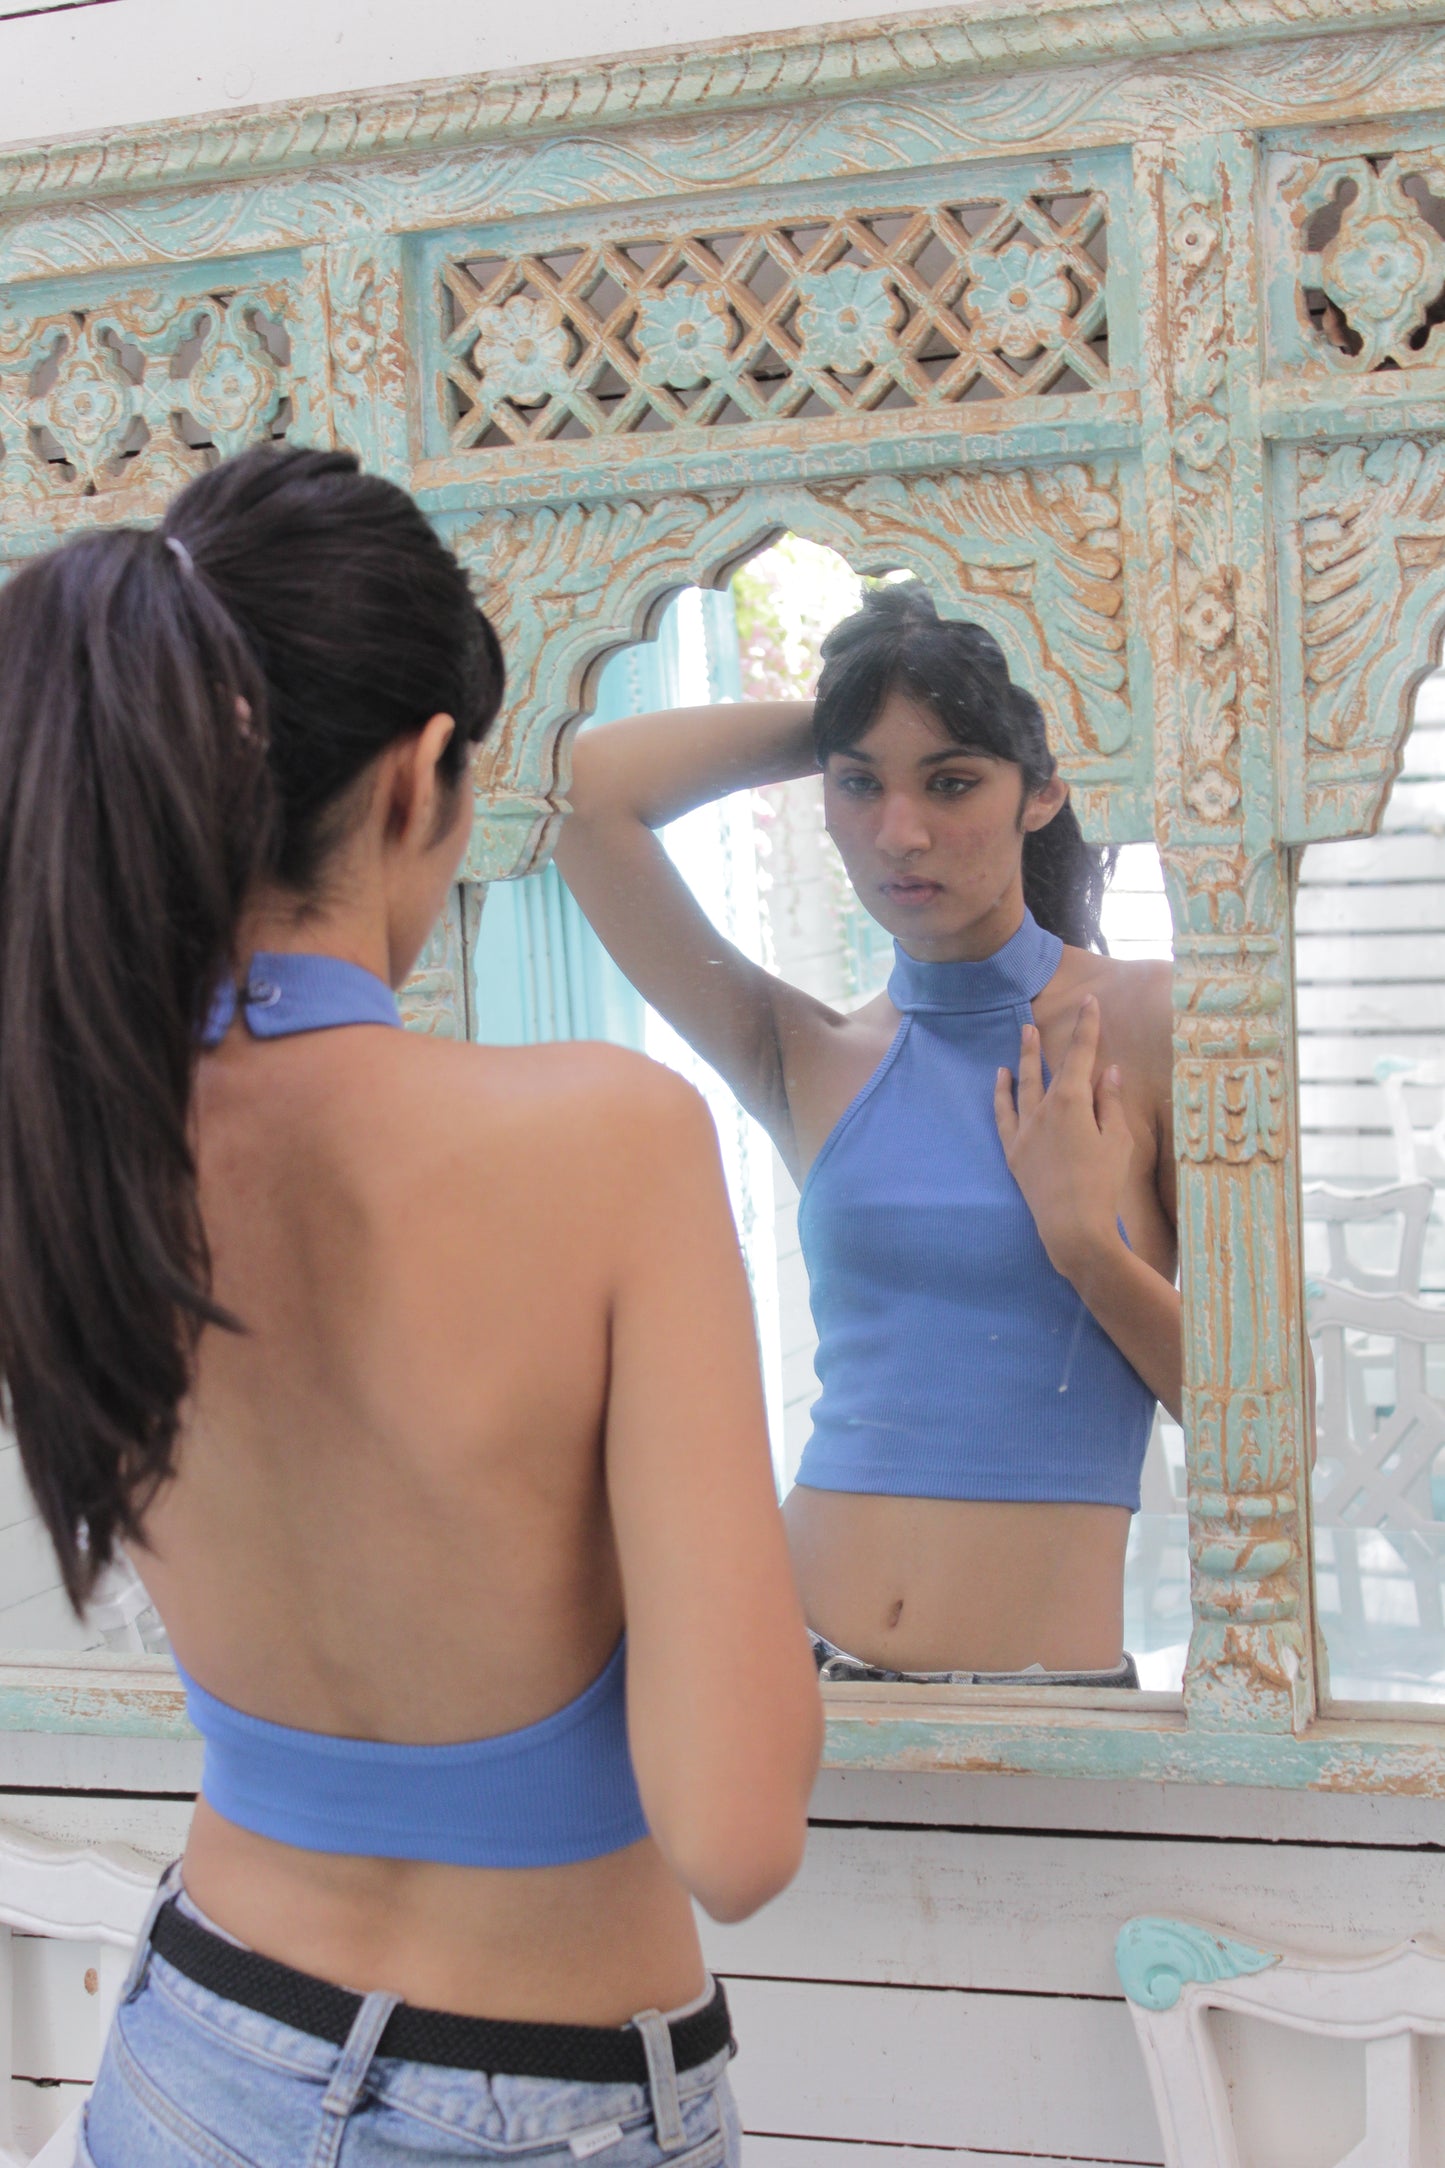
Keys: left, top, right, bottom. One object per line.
{"left": 554, "top": 703, "right": 834, "bottom": 1166}
{"left": 604, "top": 1060, "right": 822, "bottom": 1922}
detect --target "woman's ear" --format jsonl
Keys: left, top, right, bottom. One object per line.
{"left": 1020, "top": 772, "right": 1069, "bottom": 833}
{"left": 383, "top": 712, "right": 458, "bottom": 848}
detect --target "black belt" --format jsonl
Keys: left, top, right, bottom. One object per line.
{"left": 149, "top": 1898, "right": 733, "bottom": 2085}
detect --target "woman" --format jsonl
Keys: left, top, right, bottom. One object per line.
{"left": 0, "top": 446, "right": 820, "bottom": 2165}
{"left": 557, "top": 583, "right": 1179, "bottom": 1686}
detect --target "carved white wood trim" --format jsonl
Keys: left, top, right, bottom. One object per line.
{"left": 0, "top": 1822, "right": 156, "bottom": 2166}
{"left": 1118, "top": 1917, "right": 1445, "bottom": 2168}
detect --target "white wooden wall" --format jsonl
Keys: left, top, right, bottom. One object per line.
{"left": 7, "top": 1754, "right": 1445, "bottom": 2163}
{"left": 1297, "top": 691, "right": 1445, "bottom": 1276}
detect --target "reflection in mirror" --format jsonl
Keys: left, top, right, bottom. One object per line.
{"left": 0, "top": 1415, "right": 169, "bottom": 1654}
{"left": 542, "top": 538, "right": 1181, "bottom": 1692}
{"left": 1300, "top": 671, "right": 1445, "bottom": 1708}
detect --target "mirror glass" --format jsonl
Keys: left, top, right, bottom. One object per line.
{"left": 480, "top": 537, "right": 1178, "bottom": 1691}
{"left": 0, "top": 1416, "right": 170, "bottom": 1656}
{"left": 0, "top": 541, "right": 1181, "bottom": 1698}
{"left": 1300, "top": 671, "right": 1445, "bottom": 1709}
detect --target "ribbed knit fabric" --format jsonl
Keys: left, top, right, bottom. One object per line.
{"left": 201, "top": 949, "right": 403, "bottom": 1045}
{"left": 187, "top": 949, "right": 651, "bottom": 1866}
{"left": 795, "top": 910, "right": 1154, "bottom": 1510}
{"left": 178, "top": 1641, "right": 650, "bottom": 1867}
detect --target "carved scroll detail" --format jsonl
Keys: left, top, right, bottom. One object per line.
{"left": 1294, "top": 436, "right": 1445, "bottom": 836}
{"left": 451, "top": 460, "right": 1134, "bottom": 878}
{"left": 399, "top": 886, "right": 471, "bottom": 1040}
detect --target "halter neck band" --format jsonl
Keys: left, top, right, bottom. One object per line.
{"left": 201, "top": 951, "right": 402, "bottom": 1047}
{"left": 887, "top": 908, "right": 1062, "bottom": 1016}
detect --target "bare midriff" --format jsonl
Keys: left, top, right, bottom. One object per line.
{"left": 783, "top": 1485, "right": 1132, "bottom": 1674}
{"left": 182, "top": 1805, "right": 707, "bottom": 2026}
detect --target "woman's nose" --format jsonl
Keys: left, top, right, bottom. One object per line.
{"left": 874, "top": 793, "right": 932, "bottom": 858}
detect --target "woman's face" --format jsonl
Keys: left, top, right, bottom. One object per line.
{"left": 822, "top": 688, "right": 1062, "bottom": 961}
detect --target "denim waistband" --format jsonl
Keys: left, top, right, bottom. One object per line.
{"left": 115, "top": 1864, "right": 731, "bottom": 2158}
{"left": 809, "top": 1631, "right": 1140, "bottom": 1688}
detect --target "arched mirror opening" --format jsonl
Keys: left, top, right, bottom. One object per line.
{"left": 1301, "top": 668, "right": 1445, "bottom": 1710}
{"left": 471, "top": 535, "right": 1181, "bottom": 1697}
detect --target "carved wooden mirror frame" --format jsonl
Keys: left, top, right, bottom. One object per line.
{"left": 5, "top": 0, "right": 1445, "bottom": 1795}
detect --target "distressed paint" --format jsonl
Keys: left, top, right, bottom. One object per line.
{"left": 1115, "top": 1918, "right": 1279, "bottom": 2010}
{"left": 3, "top": 0, "right": 1445, "bottom": 1793}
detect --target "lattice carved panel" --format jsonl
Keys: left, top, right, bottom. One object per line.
{"left": 0, "top": 275, "right": 303, "bottom": 538}
{"left": 439, "top": 189, "right": 1109, "bottom": 454}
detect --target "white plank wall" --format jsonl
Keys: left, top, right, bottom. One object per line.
{"left": 1297, "top": 694, "right": 1445, "bottom": 1298}
{"left": 5, "top": 1771, "right": 1445, "bottom": 2163}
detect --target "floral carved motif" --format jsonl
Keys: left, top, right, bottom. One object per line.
{"left": 0, "top": 281, "right": 297, "bottom": 531}
{"left": 1162, "top": 172, "right": 1242, "bottom": 834}
{"left": 440, "top": 188, "right": 1108, "bottom": 451}
{"left": 792, "top": 265, "right": 897, "bottom": 374}
{"left": 1286, "top": 152, "right": 1445, "bottom": 372}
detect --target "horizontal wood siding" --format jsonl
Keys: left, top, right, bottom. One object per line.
{"left": 1297, "top": 700, "right": 1445, "bottom": 1251}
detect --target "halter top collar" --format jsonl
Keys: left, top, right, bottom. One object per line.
{"left": 200, "top": 950, "right": 402, "bottom": 1047}
{"left": 887, "top": 907, "right": 1062, "bottom": 1016}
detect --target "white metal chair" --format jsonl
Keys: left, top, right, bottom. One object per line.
{"left": 1307, "top": 1280, "right": 1445, "bottom": 1658}
{"left": 1373, "top": 1058, "right": 1445, "bottom": 1188}
{"left": 1302, "top": 1181, "right": 1435, "bottom": 1298}
{"left": 0, "top": 1823, "right": 158, "bottom": 2167}
{"left": 1118, "top": 1914, "right": 1445, "bottom": 2167}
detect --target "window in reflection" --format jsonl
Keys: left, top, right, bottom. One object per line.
{"left": 1301, "top": 670, "right": 1445, "bottom": 1707}
{"left": 1105, "top": 851, "right": 1182, "bottom": 1690}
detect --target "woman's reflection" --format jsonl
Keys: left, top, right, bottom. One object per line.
{"left": 557, "top": 583, "right": 1178, "bottom": 1685}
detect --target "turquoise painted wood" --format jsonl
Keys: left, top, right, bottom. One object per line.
{"left": 7, "top": 0, "right": 1445, "bottom": 1791}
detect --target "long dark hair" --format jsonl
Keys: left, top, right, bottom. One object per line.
{"left": 813, "top": 582, "right": 1114, "bottom": 951}
{"left": 0, "top": 446, "right": 504, "bottom": 1608}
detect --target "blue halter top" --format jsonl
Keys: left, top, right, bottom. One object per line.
{"left": 794, "top": 912, "right": 1154, "bottom": 1511}
{"left": 186, "top": 951, "right": 651, "bottom": 1867}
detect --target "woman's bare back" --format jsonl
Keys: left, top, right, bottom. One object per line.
{"left": 139, "top": 1027, "right": 757, "bottom": 2020}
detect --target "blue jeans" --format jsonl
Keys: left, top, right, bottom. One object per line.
{"left": 82, "top": 1874, "right": 740, "bottom": 2167}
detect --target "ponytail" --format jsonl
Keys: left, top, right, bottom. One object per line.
{"left": 0, "top": 530, "right": 268, "bottom": 1605}
{"left": 814, "top": 582, "right": 1114, "bottom": 952}
{"left": 0, "top": 447, "right": 503, "bottom": 1607}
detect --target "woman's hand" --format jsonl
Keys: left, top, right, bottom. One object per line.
{"left": 995, "top": 996, "right": 1183, "bottom": 1416}
{"left": 993, "top": 995, "right": 1133, "bottom": 1280}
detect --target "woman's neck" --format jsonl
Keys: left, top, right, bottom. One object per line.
{"left": 235, "top": 892, "right": 397, "bottom": 988}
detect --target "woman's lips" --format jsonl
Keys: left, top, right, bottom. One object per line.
{"left": 879, "top": 879, "right": 944, "bottom": 906}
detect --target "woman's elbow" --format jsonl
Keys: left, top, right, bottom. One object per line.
{"left": 675, "top": 1808, "right": 811, "bottom": 1925}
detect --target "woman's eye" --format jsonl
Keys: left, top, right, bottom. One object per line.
{"left": 931, "top": 775, "right": 976, "bottom": 797}
{"left": 838, "top": 773, "right": 878, "bottom": 795}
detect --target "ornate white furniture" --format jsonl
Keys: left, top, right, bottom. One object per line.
{"left": 0, "top": 1823, "right": 156, "bottom": 2167}
{"left": 1118, "top": 1916, "right": 1445, "bottom": 2167}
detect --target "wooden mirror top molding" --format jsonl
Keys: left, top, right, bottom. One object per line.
{"left": 5, "top": 0, "right": 1445, "bottom": 1791}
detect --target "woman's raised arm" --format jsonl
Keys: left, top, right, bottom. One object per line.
{"left": 554, "top": 701, "right": 834, "bottom": 1167}
{"left": 601, "top": 1053, "right": 823, "bottom": 1921}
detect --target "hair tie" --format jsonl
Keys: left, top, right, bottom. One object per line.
{"left": 165, "top": 534, "right": 196, "bottom": 576}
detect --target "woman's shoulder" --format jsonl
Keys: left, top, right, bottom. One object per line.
{"left": 400, "top": 1033, "right": 713, "bottom": 1170}
{"left": 1054, "top": 946, "right": 1172, "bottom": 1066}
